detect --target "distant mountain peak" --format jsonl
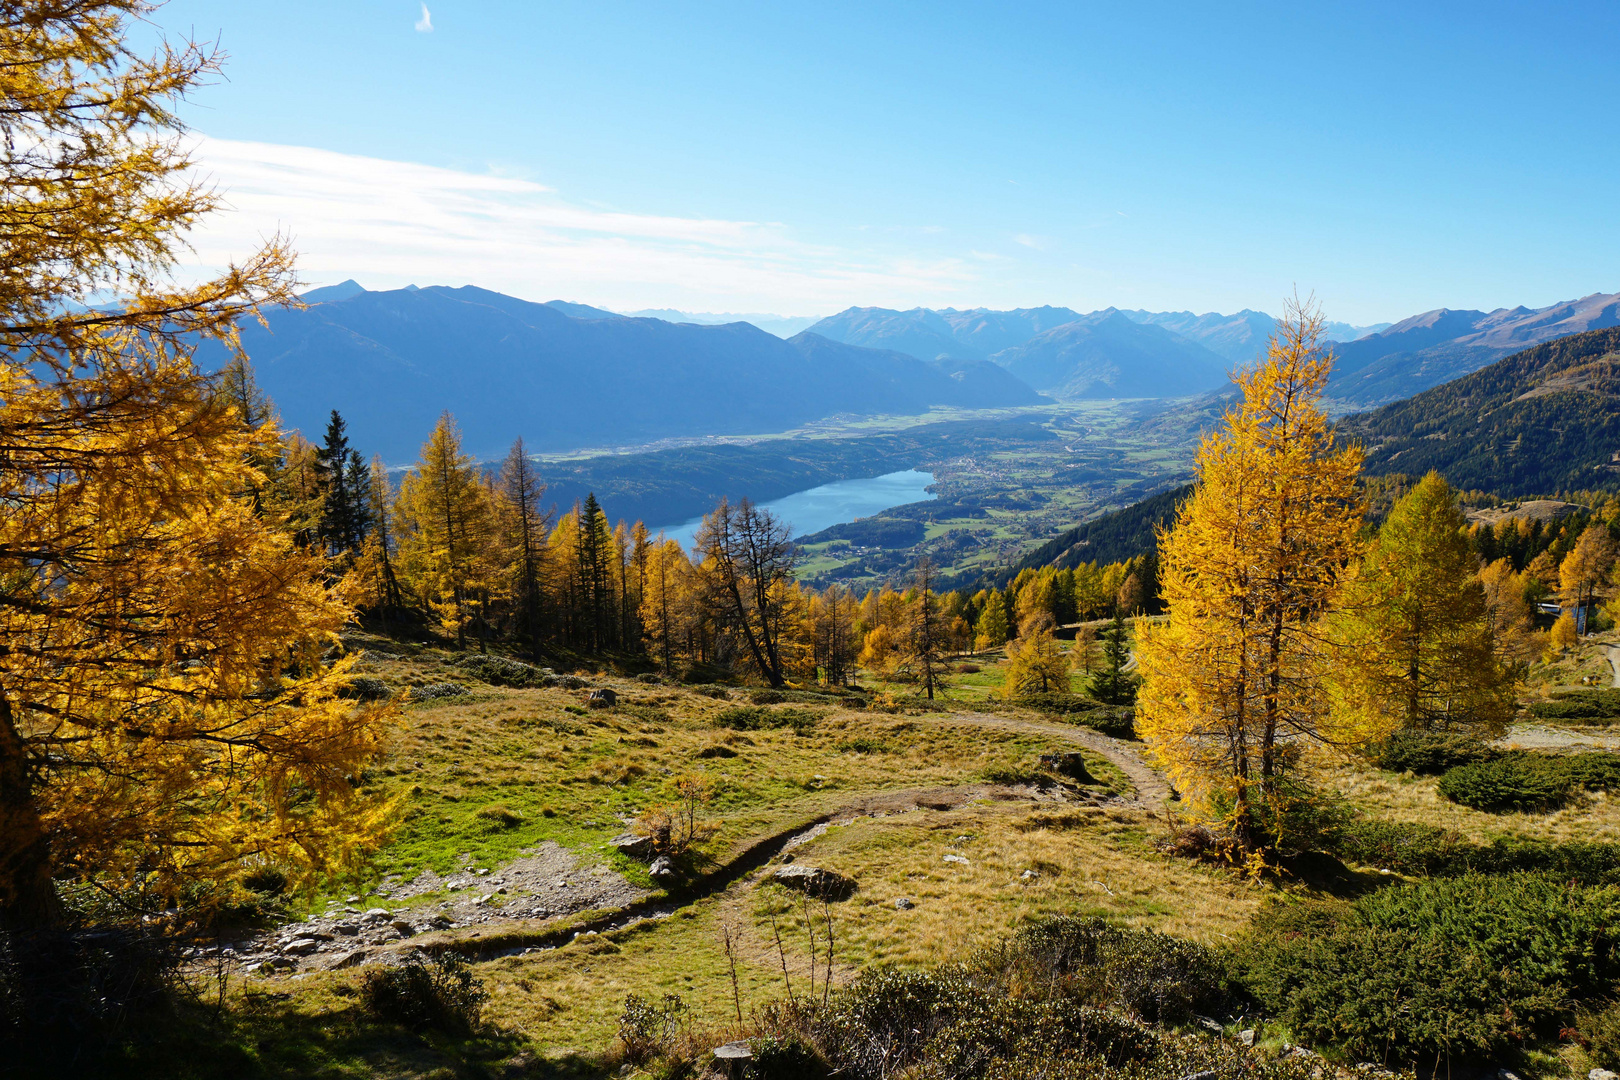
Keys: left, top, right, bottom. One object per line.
{"left": 300, "top": 279, "right": 367, "bottom": 303}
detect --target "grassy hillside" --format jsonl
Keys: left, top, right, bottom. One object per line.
{"left": 73, "top": 624, "right": 1620, "bottom": 1080}
{"left": 1341, "top": 326, "right": 1620, "bottom": 495}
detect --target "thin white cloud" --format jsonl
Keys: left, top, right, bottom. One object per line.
{"left": 1013, "top": 233, "right": 1045, "bottom": 249}
{"left": 181, "top": 137, "right": 981, "bottom": 309}
{"left": 415, "top": 3, "right": 432, "bottom": 32}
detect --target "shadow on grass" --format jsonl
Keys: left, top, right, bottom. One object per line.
{"left": 1278, "top": 849, "right": 1395, "bottom": 899}
{"left": 13, "top": 991, "right": 600, "bottom": 1080}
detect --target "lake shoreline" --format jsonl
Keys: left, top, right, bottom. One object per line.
{"left": 652, "top": 469, "right": 938, "bottom": 551}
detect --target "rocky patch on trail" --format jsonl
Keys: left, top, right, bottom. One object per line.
{"left": 228, "top": 842, "right": 646, "bottom": 973}
{"left": 771, "top": 864, "right": 857, "bottom": 900}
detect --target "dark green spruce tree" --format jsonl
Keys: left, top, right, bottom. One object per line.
{"left": 577, "top": 493, "right": 615, "bottom": 651}
{"left": 342, "top": 448, "right": 372, "bottom": 547}
{"left": 1089, "top": 611, "right": 1137, "bottom": 705}
{"left": 313, "top": 410, "right": 366, "bottom": 557}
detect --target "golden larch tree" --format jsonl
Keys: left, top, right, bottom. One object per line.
{"left": 1560, "top": 524, "right": 1615, "bottom": 632}
{"left": 1330, "top": 472, "right": 1516, "bottom": 736}
{"left": 1135, "top": 302, "right": 1363, "bottom": 850}
{"left": 394, "top": 412, "right": 491, "bottom": 648}
{"left": 0, "top": 2, "right": 395, "bottom": 929}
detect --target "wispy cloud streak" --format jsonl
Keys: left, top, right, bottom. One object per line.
{"left": 181, "top": 138, "right": 980, "bottom": 309}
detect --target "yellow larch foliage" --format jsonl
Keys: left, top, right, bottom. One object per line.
{"left": 1000, "top": 628, "right": 1070, "bottom": 698}
{"left": 0, "top": 2, "right": 396, "bottom": 928}
{"left": 1135, "top": 301, "right": 1363, "bottom": 849}
{"left": 394, "top": 412, "right": 493, "bottom": 648}
{"left": 1330, "top": 472, "right": 1516, "bottom": 736}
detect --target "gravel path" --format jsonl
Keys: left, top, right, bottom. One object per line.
{"left": 1499, "top": 722, "right": 1620, "bottom": 752}
{"left": 941, "top": 709, "right": 1174, "bottom": 810}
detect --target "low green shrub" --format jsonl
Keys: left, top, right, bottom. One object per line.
{"left": 980, "top": 761, "right": 1047, "bottom": 785}
{"left": 804, "top": 917, "right": 1255, "bottom": 1080}
{"left": 1071, "top": 708, "right": 1135, "bottom": 739}
{"left": 1234, "top": 873, "right": 1620, "bottom": 1063}
{"left": 617, "top": 992, "right": 687, "bottom": 1065}
{"left": 407, "top": 682, "right": 471, "bottom": 703}
{"left": 1438, "top": 756, "right": 1573, "bottom": 812}
{"left": 745, "top": 1032, "right": 827, "bottom": 1079}
{"left": 984, "top": 915, "right": 1233, "bottom": 1025}
{"left": 1580, "top": 999, "right": 1620, "bottom": 1070}
{"left": 713, "top": 705, "right": 821, "bottom": 733}
{"left": 1533, "top": 688, "right": 1620, "bottom": 722}
{"left": 239, "top": 865, "right": 288, "bottom": 896}
{"left": 1015, "top": 692, "right": 1102, "bottom": 714}
{"left": 360, "top": 952, "right": 488, "bottom": 1036}
{"left": 1334, "top": 819, "right": 1469, "bottom": 875}
{"left": 450, "top": 654, "right": 549, "bottom": 688}
{"left": 1438, "top": 751, "right": 1620, "bottom": 812}
{"left": 1371, "top": 729, "right": 1500, "bottom": 775}
{"left": 1332, "top": 820, "right": 1620, "bottom": 883}
{"left": 836, "top": 737, "right": 891, "bottom": 754}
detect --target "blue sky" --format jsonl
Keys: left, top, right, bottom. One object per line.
{"left": 159, "top": 1, "right": 1619, "bottom": 324}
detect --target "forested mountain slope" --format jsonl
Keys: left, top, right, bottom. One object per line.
{"left": 1327, "top": 292, "right": 1620, "bottom": 407}
{"left": 1005, "top": 482, "right": 1191, "bottom": 579}
{"left": 1341, "top": 326, "right": 1620, "bottom": 495}
{"left": 203, "top": 285, "right": 1043, "bottom": 460}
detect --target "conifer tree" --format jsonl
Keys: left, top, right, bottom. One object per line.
{"left": 1089, "top": 613, "right": 1136, "bottom": 704}
{"left": 0, "top": 2, "right": 393, "bottom": 930}
{"left": 1478, "top": 557, "right": 1537, "bottom": 667}
{"left": 1001, "top": 626, "right": 1069, "bottom": 697}
{"left": 498, "top": 439, "right": 550, "bottom": 651}
{"left": 1560, "top": 524, "right": 1615, "bottom": 632}
{"left": 1331, "top": 472, "right": 1516, "bottom": 734}
{"left": 695, "top": 499, "right": 797, "bottom": 687}
{"left": 975, "top": 591, "right": 1010, "bottom": 652}
{"left": 344, "top": 449, "right": 372, "bottom": 544}
{"left": 641, "top": 539, "right": 688, "bottom": 676}
{"left": 812, "top": 585, "right": 857, "bottom": 686}
{"left": 908, "top": 557, "right": 945, "bottom": 700}
{"left": 395, "top": 413, "right": 490, "bottom": 647}
{"left": 577, "top": 494, "right": 615, "bottom": 650}
{"left": 1135, "top": 302, "right": 1363, "bottom": 850}
{"left": 358, "top": 456, "right": 405, "bottom": 614}
{"left": 314, "top": 410, "right": 363, "bottom": 556}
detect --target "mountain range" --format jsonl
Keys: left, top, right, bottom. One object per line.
{"left": 227, "top": 281, "right": 1620, "bottom": 461}
{"left": 203, "top": 284, "right": 1041, "bottom": 462}
{"left": 1323, "top": 292, "right": 1620, "bottom": 407}
{"left": 1341, "top": 324, "right": 1620, "bottom": 495}
{"left": 804, "top": 304, "right": 1396, "bottom": 401}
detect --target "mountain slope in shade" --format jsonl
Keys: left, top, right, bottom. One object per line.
{"left": 807, "top": 305, "right": 1085, "bottom": 360}
{"left": 625, "top": 309, "right": 822, "bottom": 338}
{"left": 806, "top": 306, "right": 970, "bottom": 360}
{"left": 990, "top": 311, "right": 1230, "bottom": 399}
{"left": 1341, "top": 325, "right": 1620, "bottom": 495}
{"left": 544, "top": 299, "right": 622, "bottom": 320}
{"left": 199, "top": 286, "right": 1043, "bottom": 462}
{"left": 1328, "top": 292, "right": 1620, "bottom": 407}
{"left": 938, "top": 305, "right": 1086, "bottom": 356}
{"left": 1117, "top": 309, "right": 1276, "bottom": 363}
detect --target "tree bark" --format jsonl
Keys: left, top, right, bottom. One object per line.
{"left": 0, "top": 693, "right": 62, "bottom": 931}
